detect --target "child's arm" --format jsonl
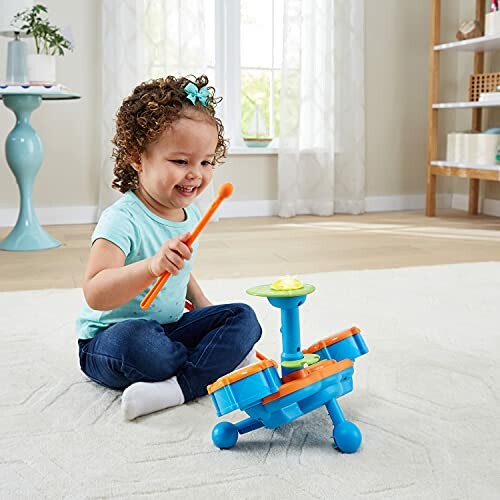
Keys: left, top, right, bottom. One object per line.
{"left": 84, "top": 233, "right": 192, "bottom": 311}
{"left": 186, "top": 273, "right": 213, "bottom": 309}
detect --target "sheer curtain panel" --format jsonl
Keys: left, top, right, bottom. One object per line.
{"left": 99, "top": 0, "right": 212, "bottom": 213}
{"left": 278, "top": 0, "right": 365, "bottom": 217}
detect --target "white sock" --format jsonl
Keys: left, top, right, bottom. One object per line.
{"left": 121, "top": 376, "right": 185, "bottom": 421}
{"left": 234, "top": 347, "right": 259, "bottom": 371}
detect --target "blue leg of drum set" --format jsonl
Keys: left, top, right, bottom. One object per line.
{"left": 325, "top": 398, "right": 346, "bottom": 425}
{"left": 236, "top": 417, "right": 265, "bottom": 435}
{"left": 325, "top": 398, "right": 362, "bottom": 454}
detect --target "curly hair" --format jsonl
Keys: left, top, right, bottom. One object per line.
{"left": 111, "top": 75, "right": 228, "bottom": 193}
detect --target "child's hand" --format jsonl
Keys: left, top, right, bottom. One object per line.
{"left": 148, "top": 232, "right": 192, "bottom": 277}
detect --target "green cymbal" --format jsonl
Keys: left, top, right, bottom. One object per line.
{"left": 247, "top": 280, "right": 315, "bottom": 298}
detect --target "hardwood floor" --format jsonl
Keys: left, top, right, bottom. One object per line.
{"left": 1, "top": 210, "right": 499, "bottom": 291}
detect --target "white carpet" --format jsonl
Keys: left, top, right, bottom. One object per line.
{"left": 1, "top": 263, "right": 500, "bottom": 499}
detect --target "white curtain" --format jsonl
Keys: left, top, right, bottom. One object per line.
{"left": 99, "top": 0, "right": 214, "bottom": 213}
{"left": 278, "top": 0, "right": 365, "bottom": 217}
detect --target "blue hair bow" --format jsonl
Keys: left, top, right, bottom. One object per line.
{"left": 184, "top": 82, "right": 209, "bottom": 106}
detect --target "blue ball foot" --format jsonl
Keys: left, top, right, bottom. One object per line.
{"left": 332, "top": 421, "right": 362, "bottom": 453}
{"left": 212, "top": 421, "right": 238, "bottom": 449}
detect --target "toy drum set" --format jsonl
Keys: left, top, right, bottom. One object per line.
{"left": 208, "top": 277, "right": 368, "bottom": 453}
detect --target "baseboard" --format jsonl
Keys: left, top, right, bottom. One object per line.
{"left": 222, "top": 194, "right": 454, "bottom": 217}
{"left": 483, "top": 197, "right": 500, "bottom": 216}
{"left": 451, "top": 194, "right": 469, "bottom": 212}
{"left": 364, "top": 193, "right": 451, "bottom": 212}
{"left": 0, "top": 206, "right": 98, "bottom": 227}
{"left": 5, "top": 193, "right": 495, "bottom": 227}
{"left": 0, "top": 202, "right": 279, "bottom": 226}
{"left": 451, "top": 194, "right": 500, "bottom": 216}
{"left": 217, "top": 199, "right": 279, "bottom": 218}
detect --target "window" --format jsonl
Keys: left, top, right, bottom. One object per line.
{"left": 240, "top": 0, "right": 283, "bottom": 142}
{"left": 215, "top": 0, "right": 283, "bottom": 148}
{"left": 144, "top": 0, "right": 283, "bottom": 150}
{"left": 144, "top": 0, "right": 215, "bottom": 82}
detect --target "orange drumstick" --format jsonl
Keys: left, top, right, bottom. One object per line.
{"left": 140, "top": 182, "right": 234, "bottom": 310}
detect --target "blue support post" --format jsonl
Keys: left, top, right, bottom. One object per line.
{"left": 269, "top": 296, "right": 307, "bottom": 376}
{"left": 325, "top": 398, "right": 346, "bottom": 426}
{"left": 236, "top": 417, "right": 264, "bottom": 435}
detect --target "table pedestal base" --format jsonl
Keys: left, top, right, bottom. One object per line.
{"left": 1, "top": 93, "right": 62, "bottom": 251}
{"left": 0, "top": 221, "right": 60, "bottom": 251}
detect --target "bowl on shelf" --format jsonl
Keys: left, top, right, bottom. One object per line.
{"left": 243, "top": 137, "right": 273, "bottom": 148}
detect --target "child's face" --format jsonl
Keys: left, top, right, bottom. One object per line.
{"left": 136, "top": 115, "right": 218, "bottom": 217}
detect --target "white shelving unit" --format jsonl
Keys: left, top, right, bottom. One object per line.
{"left": 426, "top": 0, "right": 500, "bottom": 215}
{"left": 434, "top": 33, "right": 500, "bottom": 52}
{"left": 433, "top": 100, "right": 500, "bottom": 108}
{"left": 431, "top": 160, "right": 500, "bottom": 172}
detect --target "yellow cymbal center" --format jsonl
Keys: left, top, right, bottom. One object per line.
{"left": 270, "top": 277, "right": 305, "bottom": 291}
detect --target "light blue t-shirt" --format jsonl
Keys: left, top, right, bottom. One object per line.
{"left": 75, "top": 191, "right": 201, "bottom": 339}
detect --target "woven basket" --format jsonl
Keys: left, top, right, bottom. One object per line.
{"left": 468, "top": 72, "right": 500, "bottom": 101}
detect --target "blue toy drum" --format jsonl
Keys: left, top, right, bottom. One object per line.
{"left": 207, "top": 360, "right": 282, "bottom": 417}
{"left": 304, "top": 327, "right": 368, "bottom": 362}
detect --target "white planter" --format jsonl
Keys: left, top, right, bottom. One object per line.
{"left": 27, "top": 54, "right": 56, "bottom": 85}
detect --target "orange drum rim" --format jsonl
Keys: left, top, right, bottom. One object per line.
{"left": 262, "top": 359, "right": 353, "bottom": 404}
{"left": 207, "top": 359, "right": 279, "bottom": 395}
{"left": 303, "top": 326, "right": 361, "bottom": 354}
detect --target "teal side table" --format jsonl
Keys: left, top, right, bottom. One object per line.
{"left": 0, "top": 89, "right": 80, "bottom": 251}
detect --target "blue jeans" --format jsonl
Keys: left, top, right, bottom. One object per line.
{"left": 78, "top": 303, "right": 262, "bottom": 401}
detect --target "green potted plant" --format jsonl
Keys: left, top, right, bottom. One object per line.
{"left": 12, "top": 3, "right": 73, "bottom": 84}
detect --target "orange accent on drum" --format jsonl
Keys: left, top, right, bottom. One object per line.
{"left": 207, "top": 359, "right": 279, "bottom": 395}
{"left": 262, "top": 359, "right": 353, "bottom": 404}
{"left": 303, "top": 327, "right": 361, "bottom": 354}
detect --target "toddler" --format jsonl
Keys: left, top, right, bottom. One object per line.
{"left": 76, "top": 75, "right": 262, "bottom": 420}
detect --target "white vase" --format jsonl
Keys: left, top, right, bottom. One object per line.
{"left": 27, "top": 54, "right": 56, "bottom": 85}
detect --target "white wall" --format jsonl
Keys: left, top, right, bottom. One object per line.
{"left": 0, "top": 0, "right": 100, "bottom": 216}
{"left": 0, "top": 0, "right": 466, "bottom": 225}
{"left": 366, "top": 0, "right": 432, "bottom": 197}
